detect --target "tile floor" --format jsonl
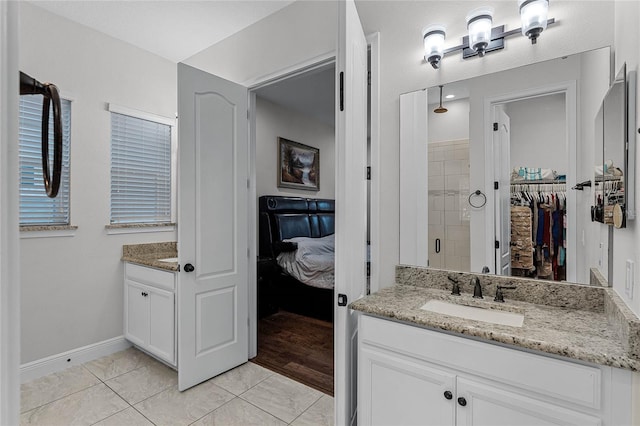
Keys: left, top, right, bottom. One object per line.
{"left": 20, "top": 347, "right": 334, "bottom": 425}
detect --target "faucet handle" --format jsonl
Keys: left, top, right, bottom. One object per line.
{"left": 448, "top": 275, "right": 461, "bottom": 296}
{"left": 494, "top": 285, "right": 516, "bottom": 303}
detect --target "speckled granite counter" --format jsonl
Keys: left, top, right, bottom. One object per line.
{"left": 121, "top": 242, "right": 178, "bottom": 272}
{"left": 350, "top": 265, "right": 640, "bottom": 372}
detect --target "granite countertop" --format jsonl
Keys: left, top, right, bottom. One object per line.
{"left": 350, "top": 266, "right": 640, "bottom": 372}
{"left": 121, "top": 242, "right": 178, "bottom": 272}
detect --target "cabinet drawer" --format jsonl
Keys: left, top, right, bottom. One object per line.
{"left": 360, "top": 315, "right": 602, "bottom": 410}
{"left": 125, "top": 262, "right": 175, "bottom": 291}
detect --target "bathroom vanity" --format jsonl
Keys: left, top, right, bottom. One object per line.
{"left": 121, "top": 242, "right": 178, "bottom": 367}
{"left": 351, "top": 266, "right": 640, "bottom": 426}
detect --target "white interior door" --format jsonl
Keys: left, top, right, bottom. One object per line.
{"left": 494, "top": 106, "right": 511, "bottom": 275}
{"left": 177, "top": 63, "right": 248, "bottom": 391}
{"left": 335, "top": 0, "right": 368, "bottom": 424}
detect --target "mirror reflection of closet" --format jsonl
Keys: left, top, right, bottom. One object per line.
{"left": 505, "top": 93, "right": 567, "bottom": 281}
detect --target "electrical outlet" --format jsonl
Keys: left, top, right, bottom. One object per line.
{"left": 626, "top": 260, "right": 634, "bottom": 300}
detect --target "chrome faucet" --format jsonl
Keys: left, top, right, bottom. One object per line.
{"left": 471, "top": 276, "right": 483, "bottom": 299}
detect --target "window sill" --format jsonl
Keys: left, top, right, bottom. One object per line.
{"left": 105, "top": 223, "right": 176, "bottom": 235}
{"left": 20, "top": 225, "right": 78, "bottom": 239}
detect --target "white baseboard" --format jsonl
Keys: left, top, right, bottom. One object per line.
{"left": 20, "top": 336, "right": 131, "bottom": 384}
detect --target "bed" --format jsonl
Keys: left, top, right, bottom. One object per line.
{"left": 258, "top": 196, "right": 335, "bottom": 321}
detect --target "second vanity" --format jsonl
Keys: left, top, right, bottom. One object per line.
{"left": 351, "top": 266, "right": 640, "bottom": 426}
{"left": 121, "top": 242, "right": 178, "bottom": 367}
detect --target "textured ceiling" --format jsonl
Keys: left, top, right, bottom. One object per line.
{"left": 27, "top": 0, "right": 295, "bottom": 63}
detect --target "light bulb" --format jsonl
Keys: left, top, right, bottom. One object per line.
{"left": 519, "top": 0, "right": 549, "bottom": 44}
{"left": 423, "top": 25, "right": 446, "bottom": 69}
{"left": 466, "top": 7, "right": 494, "bottom": 57}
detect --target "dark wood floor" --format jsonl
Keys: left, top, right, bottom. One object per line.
{"left": 251, "top": 310, "right": 334, "bottom": 396}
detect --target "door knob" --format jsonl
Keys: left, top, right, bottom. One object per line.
{"left": 183, "top": 263, "right": 195, "bottom": 272}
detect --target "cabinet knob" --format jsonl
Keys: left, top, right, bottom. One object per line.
{"left": 443, "top": 391, "right": 453, "bottom": 400}
{"left": 184, "top": 263, "right": 195, "bottom": 273}
{"left": 141, "top": 292, "right": 148, "bottom": 297}
{"left": 457, "top": 397, "right": 467, "bottom": 407}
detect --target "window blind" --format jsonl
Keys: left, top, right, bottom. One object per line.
{"left": 19, "top": 96, "right": 71, "bottom": 226}
{"left": 110, "top": 112, "right": 172, "bottom": 224}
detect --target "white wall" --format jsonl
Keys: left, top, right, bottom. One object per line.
{"left": 186, "top": 0, "right": 615, "bottom": 290}
{"left": 612, "top": 0, "right": 640, "bottom": 316}
{"left": 256, "top": 97, "right": 335, "bottom": 199}
{"left": 506, "top": 93, "right": 567, "bottom": 175}
{"left": 427, "top": 98, "right": 469, "bottom": 143}
{"left": 19, "top": 3, "right": 177, "bottom": 363}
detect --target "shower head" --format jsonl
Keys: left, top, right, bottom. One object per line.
{"left": 434, "top": 85, "right": 448, "bottom": 114}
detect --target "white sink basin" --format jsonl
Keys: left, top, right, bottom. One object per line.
{"left": 420, "top": 300, "right": 524, "bottom": 327}
{"left": 158, "top": 257, "right": 178, "bottom": 262}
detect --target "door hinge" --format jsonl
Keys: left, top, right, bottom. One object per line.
{"left": 337, "top": 293, "right": 348, "bottom": 306}
{"left": 367, "top": 70, "right": 371, "bottom": 86}
{"left": 495, "top": 240, "right": 500, "bottom": 249}
{"left": 494, "top": 181, "right": 499, "bottom": 190}
{"left": 339, "top": 72, "right": 344, "bottom": 112}
{"left": 247, "top": 109, "right": 250, "bottom": 120}
{"left": 493, "top": 122, "right": 498, "bottom": 131}
{"left": 366, "top": 166, "right": 371, "bottom": 180}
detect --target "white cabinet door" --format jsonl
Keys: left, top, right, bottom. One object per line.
{"left": 125, "top": 279, "right": 175, "bottom": 365}
{"left": 335, "top": 0, "right": 368, "bottom": 424}
{"left": 360, "top": 345, "right": 455, "bottom": 426}
{"left": 125, "top": 281, "right": 148, "bottom": 348}
{"left": 456, "top": 377, "right": 601, "bottom": 426}
{"left": 177, "top": 63, "right": 249, "bottom": 391}
{"left": 147, "top": 285, "right": 175, "bottom": 365}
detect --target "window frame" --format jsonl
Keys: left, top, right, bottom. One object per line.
{"left": 108, "top": 103, "right": 177, "bottom": 230}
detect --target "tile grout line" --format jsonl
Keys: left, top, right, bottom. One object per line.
{"left": 20, "top": 380, "right": 104, "bottom": 417}
{"left": 82, "top": 356, "right": 165, "bottom": 425}
{"left": 286, "top": 393, "right": 324, "bottom": 425}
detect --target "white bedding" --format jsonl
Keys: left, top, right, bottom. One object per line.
{"left": 276, "top": 234, "right": 335, "bottom": 289}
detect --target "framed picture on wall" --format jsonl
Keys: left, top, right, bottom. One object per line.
{"left": 277, "top": 137, "right": 320, "bottom": 191}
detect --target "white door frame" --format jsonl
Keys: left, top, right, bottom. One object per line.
{"left": 482, "top": 81, "right": 577, "bottom": 281}
{"left": 245, "top": 32, "right": 380, "bottom": 358}
{"left": 0, "top": 1, "right": 20, "bottom": 423}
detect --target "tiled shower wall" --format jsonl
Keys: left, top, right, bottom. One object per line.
{"left": 428, "top": 140, "right": 470, "bottom": 271}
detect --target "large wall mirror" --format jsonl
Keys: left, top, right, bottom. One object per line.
{"left": 414, "top": 47, "right": 613, "bottom": 286}
{"left": 593, "top": 63, "right": 637, "bottom": 228}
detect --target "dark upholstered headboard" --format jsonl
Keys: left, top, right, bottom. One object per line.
{"left": 259, "top": 196, "right": 335, "bottom": 258}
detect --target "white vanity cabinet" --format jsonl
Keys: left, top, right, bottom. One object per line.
{"left": 358, "top": 315, "right": 634, "bottom": 426}
{"left": 124, "top": 262, "right": 176, "bottom": 366}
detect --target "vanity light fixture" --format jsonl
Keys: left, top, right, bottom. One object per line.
{"left": 422, "top": 0, "right": 554, "bottom": 70}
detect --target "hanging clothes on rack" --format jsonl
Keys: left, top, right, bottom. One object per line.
{"left": 510, "top": 182, "right": 566, "bottom": 281}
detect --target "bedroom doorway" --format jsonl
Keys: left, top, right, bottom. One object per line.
{"left": 250, "top": 61, "right": 338, "bottom": 396}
